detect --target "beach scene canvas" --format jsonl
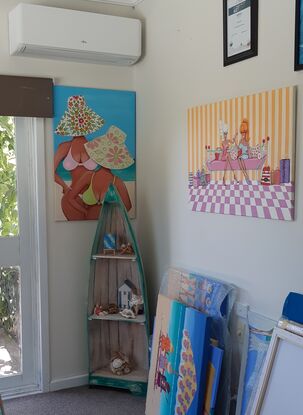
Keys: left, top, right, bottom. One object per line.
{"left": 146, "top": 295, "right": 186, "bottom": 415}
{"left": 53, "top": 85, "right": 136, "bottom": 221}
{"left": 188, "top": 86, "right": 296, "bottom": 221}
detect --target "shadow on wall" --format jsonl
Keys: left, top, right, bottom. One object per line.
{"left": 139, "top": 193, "right": 158, "bottom": 318}
{"left": 139, "top": 190, "right": 171, "bottom": 320}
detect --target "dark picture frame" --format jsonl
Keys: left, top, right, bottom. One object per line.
{"left": 223, "top": 0, "right": 259, "bottom": 67}
{"left": 295, "top": 0, "right": 303, "bottom": 70}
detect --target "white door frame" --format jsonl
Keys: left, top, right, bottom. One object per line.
{"left": 1, "top": 118, "right": 49, "bottom": 398}
{"left": 28, "top": 118, "right": 50, "bottom": 394}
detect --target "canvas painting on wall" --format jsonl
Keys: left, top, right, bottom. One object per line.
{"left": 53, "top": 85, "right": 136, "bottom": 221}
{"left": 188, "top": 86, "right": 296, "bottom": 221}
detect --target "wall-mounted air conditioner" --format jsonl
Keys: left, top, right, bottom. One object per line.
{"left": 9, "top": 4, "right": 141, "bottom": 65}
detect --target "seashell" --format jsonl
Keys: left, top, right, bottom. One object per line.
{"left": 110, "top": 352, "right": 132, "bottom": 376}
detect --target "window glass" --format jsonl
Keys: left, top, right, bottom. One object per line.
{"left": 0, "top": 266, "right": 21, "bottom": 376}
{"left": 0, "top": 116, "right": 18, "bottom": 237}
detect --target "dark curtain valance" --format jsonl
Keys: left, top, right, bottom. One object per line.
{"left": 0, "top": 75, "right": 53, "bottom": 118}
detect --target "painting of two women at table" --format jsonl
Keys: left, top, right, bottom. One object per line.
{"left": 53, "top": 86, "right": 136, "bottom": 221}
{"left": 188, "top": 87, "right": 296, "bottom": 221}
{"left": 188, "top": 86, "right": 296, "bottom": 188}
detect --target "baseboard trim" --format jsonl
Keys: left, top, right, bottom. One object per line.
{"left": 50, "top": 374, "right": 88, "bottom": 392}
{"left": 2, "top": 384, "right": 41, "bottom": 400}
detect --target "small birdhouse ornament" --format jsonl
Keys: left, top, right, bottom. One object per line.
{"left": 118, "top": 279, "right": 137, "bottom": 309}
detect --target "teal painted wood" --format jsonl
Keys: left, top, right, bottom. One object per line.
{"left": 87, "top": 184, "right": 150, "bottom": 395}
{"left": 89, "top": 374, "right": 147, "bottom": 396}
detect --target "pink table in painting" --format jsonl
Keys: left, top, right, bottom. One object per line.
{"left": 206, "top": 156, "right": 266, "bottom": 172}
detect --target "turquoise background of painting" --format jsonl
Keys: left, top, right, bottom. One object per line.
{"left": 53, "top": 85, "right": 136, "bottom": 182}
{"left": 184, "top": 308, "right": 210, "bottom": 415}
{"left": 160, "top": 300, "right": 186, "bottom": 415}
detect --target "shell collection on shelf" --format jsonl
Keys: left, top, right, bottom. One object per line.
{"left": 110, "top": 352, "right": 132, "bottom": 376}
{"left": 93, "top": 281, "right": 144, "bottom": 319}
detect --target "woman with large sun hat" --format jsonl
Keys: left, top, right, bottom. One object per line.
{"left": 63, "top": 126, "right": 134, "bottom": 220}
{"left": 54, "top": 95, "right": 105, "bottom": 219}
{"left": 84, "top": 125, "right": 134, "bottom": 170}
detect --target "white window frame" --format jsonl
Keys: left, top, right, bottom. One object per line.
{"left": 1, "top": 118, "right": 49, "bottom": 398}
{"left": 28, "top": 118, "right": 50, "bottom": 395}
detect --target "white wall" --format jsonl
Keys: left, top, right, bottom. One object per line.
{"left": 135, "top": 0, "right": 303, "bottom": 319}
{"left": 0, "top": 0, "right": 139, "bottom": 388}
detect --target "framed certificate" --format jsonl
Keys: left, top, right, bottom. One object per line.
{"left": 223, "top": 0, "right": 258, "bottom": 66}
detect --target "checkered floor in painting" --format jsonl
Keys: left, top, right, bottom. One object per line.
{"left": 189, "top": 181, "right": 294, "bottom": 221}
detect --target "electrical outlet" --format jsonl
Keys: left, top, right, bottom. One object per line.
{"left": 235, "top": 302, "right": 249, "bottom": 319}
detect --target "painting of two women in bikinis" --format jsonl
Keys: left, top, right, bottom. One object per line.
{"left": 53, "top": 86, "right": 136, "bottom": 221}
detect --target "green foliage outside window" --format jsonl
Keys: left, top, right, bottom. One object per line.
{"left": 0, "top": 116, "right": 18, "bottom": 236}
{"left": 0, "top": 117, "right": 19, "bottom": 339}
{"left": 0, "top": 267, "right": 20, "bottom": 340}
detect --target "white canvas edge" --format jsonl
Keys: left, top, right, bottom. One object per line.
{"left": 251, "top": 327, "right": 303, "bottom": 414}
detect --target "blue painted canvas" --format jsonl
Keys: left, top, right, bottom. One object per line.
{"left": 53, "top": 85, "right": 136, "bottom": 221}
{"left": 240, "top": 328, "right": 271, "bottom": 415}
{"left": 162, "top": 268, "right": 237, "bottom": 415}
{"left": 282, "top": 292, "right": 303, "bottom": 324}
{"left": 146, "top": 295, "right": 186, "bottom": 415}
{"left": 159, "top": 300, "right": 186, "bottom": 415}
{"left": 175, "top": 308, "right": 210, "bottom": 415}
{"left": 146, "top": 295, "right": 211, "bottom": 415}
{"left": 203, "top": 345, "right": 224, "bottom": 415}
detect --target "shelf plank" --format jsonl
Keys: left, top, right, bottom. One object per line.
{"left": 88, "top": 313, "right": 146, "bottom": 324}
{"left": 91, "top": 367, "right": 148, "bottom": 383}
{"left": 92, "top": 254, "right": 137, "bottom": 261}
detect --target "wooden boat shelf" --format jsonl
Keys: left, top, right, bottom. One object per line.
{"left": 87, "top": 184, "right": 150, "bottom": 396}
{"left": 89, "top": 367, "right": 148, "bottom": 395}
{"left": 88, "top": 313, "right": 146, "bottom": 324}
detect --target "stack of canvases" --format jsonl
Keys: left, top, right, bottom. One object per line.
{"left": 145, "top": 268, "right": 236, "bottom": 415}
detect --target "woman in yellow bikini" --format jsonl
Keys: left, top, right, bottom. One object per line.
{"left": 63, "top": 126, "right": 133, "bottom": 220}
{"left": 54, "top": 95, "right": 105, "bottom": 220}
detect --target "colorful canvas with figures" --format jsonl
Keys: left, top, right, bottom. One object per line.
{"left": 146, "top": 295, "right": 186, "bottom": 415}
{"left": 53, "top": 86, "right": 136, "bottom": 221}
{"left": 146, "top": 294, "right": 211, "bottom": 415}
{"left": 188, "top": 86, "right": 296, "bottom": 221}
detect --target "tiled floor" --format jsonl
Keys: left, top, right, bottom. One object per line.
{"left": 189, "top": 181, "right": 294, "bottom": 221}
